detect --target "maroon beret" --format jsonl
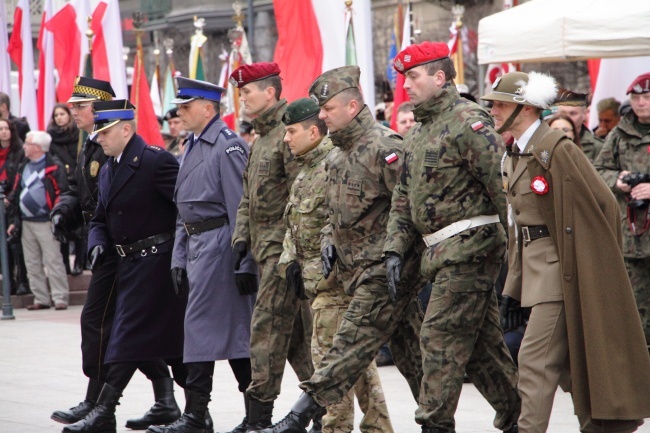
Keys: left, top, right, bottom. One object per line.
{"left": 393, "top": 41, "right": 450, "bottom": 74}
{"left": 229, "top": 62, "right": 281, "bottom": 88}
{"left": 627, "top": 72, "right": 650, "bottom": 95}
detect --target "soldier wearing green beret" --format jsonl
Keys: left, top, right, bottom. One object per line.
{"left": 277, "top": 98, "right": 394, "bottom": 433}
{"left": 257, "top": 65, "right": 425, "bottom": 433}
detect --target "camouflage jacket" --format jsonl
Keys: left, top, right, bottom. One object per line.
{"left": 278, "top": 138, "right": 349, "bottom": 307}
{"left": 232, "top": 99, "right": 298, "bottom": 262}
{"left": 384, "top": 84, "right": 507, "bottom": 280}
{"left": 594, "top": 110, "right": 650, "bottom": 258}
{"left": 580, "top": 126, "right": 604, "bottom": 163}
{"left": 322, "top": 105, "right": 424, "bottom": 295}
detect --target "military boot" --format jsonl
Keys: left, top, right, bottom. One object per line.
{"left": 125, "top": 378, "right": 181, "bottom": 429}
{"left": 252, "top": 393, "right": 325, "bottom": 433}
{"left": 52, "top": 379, "right": 103, "bottom": 424}
{"left": 246, "top": 398, "right": 273, "bottom": 431}
{"left": 503, "top": 423, "right": 518, "bottom": 433}
{"left": 146, "top": 390, "right": 210, "bottom": 433}
{"left": 62, "top": 383, "right": 121, "bottom": 433}
{"left": 421, "top": 427, "right": 448, "bottom": 433}
{"left": 219, "top": 393, "right": 249, "bottom": 433}
{"left": 306, "top": 416, "right": 321, "bottom": 433}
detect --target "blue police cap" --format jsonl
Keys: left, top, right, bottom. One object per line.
{"left": 93, "top": 100, "right": 135, "bottom": 133}
{"left": 171, "top": 77, "right": 225, "bottom": 104}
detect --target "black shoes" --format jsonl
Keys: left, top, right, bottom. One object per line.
{"left": 62, "top": 383, "right": 121, "bottom": 433}
{"left": 125, "top": 377, "right": 181, "bottom": 430}
{"left": 52, "top": 380, "right": 103, "bottom": 424}
{"left": 251, "top": 393, "right": 325, "bottom": 433}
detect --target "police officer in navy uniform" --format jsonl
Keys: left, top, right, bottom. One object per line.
{"left": 148, "top": 77, "right": 258, "bottom": 433}
{"left": 64, "top": 100, "right": 188, "bottom": 433}
{"left": 51, "top": 78, "right": 181, "bottom": 431}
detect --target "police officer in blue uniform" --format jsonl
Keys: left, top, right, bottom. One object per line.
{"left": 64, "top": 100, "right": 188, "bottom": 433}
{"left": 148, "top": 77, "right": 258, "bottom": 433}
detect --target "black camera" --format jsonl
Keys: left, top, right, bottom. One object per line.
{"left": 622, "top": 172, "right": 650, "bottom": 209}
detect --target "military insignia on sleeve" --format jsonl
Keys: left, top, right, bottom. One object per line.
{"left": 90, "top": 161, "right": 100, "bottom": 177}
{"left": 530, "top": 176, "right": 549, "bottom": 195}
{"left": 471, "top": 121, "right": 484, "bottom": 131}
{"left": 259, "top": 160, "right": 271, "bottom": 176}
{"left": 346, "top": 178, "right": 362, "bottom": 196}
{"left": 385, "top": 153, "right": 398, "bottom": 164}
{"left": 540, "top": 150, "right": 550, "bottom": 164}
{"left": 226, "top": 145, "right": 245, "bottom": 155}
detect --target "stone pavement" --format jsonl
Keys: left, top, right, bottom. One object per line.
{"left": 0, "top": 306, "right": 647, "bottom": 433}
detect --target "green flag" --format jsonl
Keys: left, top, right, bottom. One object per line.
{"left": 345, "top": 16, "right": 357, "bottom": 66}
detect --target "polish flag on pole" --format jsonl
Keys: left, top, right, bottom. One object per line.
{"left": 131, "top": 35, "right": 164, "bottom": 146}
{"left": 0, "top": 0, "right": 12, "bottom": 95}
{"left": 222, "top": 27, "right": 252, "bottom": 130}
{"left": 45, "top": 0, "right": 91, "bottom": 102}
{"left": 92, "top": 0, "right": 128, "bottom": 98}
{"left": 7, "top": 0, "right": 38, "bottom": 131}
{"left": 37, "top": 0, "right": 56, "bottom": 130}
{"left": 390, "top": 1, "right": 411, "bottom": 131}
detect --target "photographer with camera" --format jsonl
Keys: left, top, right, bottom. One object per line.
{"left": 595, "top": 72, "right": 650, "bottom": 351}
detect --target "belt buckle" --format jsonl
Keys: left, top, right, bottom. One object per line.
{"left": 521, "top": 226, "right": 531, "bottom": 243}
{"left": 115, "top": 245, "right": 126, "bottom": 257}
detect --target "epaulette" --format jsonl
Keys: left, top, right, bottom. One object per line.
{"left": 148, "top": 145, "right": 164, "bottom": 151}
{"left": 220, "top": 127, "right": 238, "bottom": 140}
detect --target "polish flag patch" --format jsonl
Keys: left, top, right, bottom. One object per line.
{"left": 471, "top": 121, "right": 484, "bottom": 131}
{"left": 385, "top": 153, "right": 399, "bottom": 164}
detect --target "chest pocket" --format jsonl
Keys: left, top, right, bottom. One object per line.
{"left": 297, "top": 196, "right": 325, "bottom": 229}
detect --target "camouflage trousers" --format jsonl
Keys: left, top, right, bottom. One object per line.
{"left": 624, "top": 257, "right": 650, "bottom": 348}
{"left": 312, "top": 305, "right": 394, "bottom": 433}
{"left": 417, "top": 261, "right": 520, "bottom": 432}
{"left": 300, "top": 279, "right": 423, "bottom": 408}
{"left": 247, "top": 256, "right": 314, "bottom": 402}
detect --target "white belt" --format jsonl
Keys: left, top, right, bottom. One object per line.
{"left": 422, "top": 215, "right": 500, "bottom": 247}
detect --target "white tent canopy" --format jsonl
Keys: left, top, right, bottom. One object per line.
{"left": 477, "top": 0, "right": 650, "bottom": 65}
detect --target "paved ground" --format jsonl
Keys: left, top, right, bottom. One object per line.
{"left": 0, "top": 305, "right": 647, "bottom": 433}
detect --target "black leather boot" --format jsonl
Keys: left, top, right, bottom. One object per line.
{"left": 503, "top": 423, "right": 518, "bottom": 433}
{"left": 146, "top": 390, "right": 210, "bottom": 433}
{"left": 63, "top": 383, "right": 121, "bottom": 433}
{"left": 306, "top": 411, "right": 322, "bottom": 433}
{"left": 246, "top": 398, "right": 273, "bottom": 431}
{"left": 126, "top": 378, "right": 181, "bottom": 429}
{"left": 421, "top": 427, "right": 448, "bottom": 433}
{"left": 52, "top": 379, "right": 103, "bottom": 424}
{"left": 219, "top": 394, "right": 249, "bottom": 433}
{"left": 252, "top": 393, "right": 325, "bottom": 433}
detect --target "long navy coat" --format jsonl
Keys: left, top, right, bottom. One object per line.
{"left": 172, "top": 117, "right": 257, "bottom": 362}
{"left": 88, "top": 134, "right": 186, "bottom": 363}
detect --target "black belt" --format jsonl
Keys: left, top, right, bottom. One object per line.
{"left": 184, "top": 216, "right": 228, "bottom": 235}
{"left": 115, "top": 231, "right": 175, "bottom": 257}
{"left": 82, "top": 211, "right": 94, "bottom": 223}
{"left": 521, "top": 225, "right": 550, "bottom": 243}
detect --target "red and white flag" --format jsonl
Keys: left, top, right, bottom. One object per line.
{"left": 0, "top": 0, "right": 11, "bottom": 95}
{"left": 222, "top": 28, "right": 252, "bottom": 130}
{"left": 390, "top": 1, "right": 411, "bottom": 132}
{"left": 37, "top": 0, "right": 56, "bottom": 130}
{"left": 92, "top": 0, "right": 128, "bottom": 98}
{"left": 7, "top": 0, "right": 38, "bottom": 131}
{"left": 131, "top": 39, "right": 164, "bottom": 146}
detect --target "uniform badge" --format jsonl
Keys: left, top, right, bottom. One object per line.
{"left": 492, "top": 76, "right": 501, "bottom": 89}
{"left": 90, "top": 161, "right": 100, "bottom": 177}
{"left": 471, "top": 121, "right": 484, "bottom": 131}
{"left": 346, "top": 178, "right": 362, "bottom": 196}
{"left": 385, "top": 152, "right": 398, "bottom": 164}
{"left": 309, "top": 94, "right": 319, "bottom": 104}
{"left": 320, "top": 84, "right": 329, "bottom": 98}
{"left": 404, "top": 54, "right": 411, "bottom": 63}
{"left": 133, "top": 156, "right": 138, "bottom": 162}
{"left": 75, "top": 76, "right": 81, "bottom": 85}
{"left": 540, "top": 150, "right": 550, "bottom": 164}
{"left": 633, "top": 84, "right": 643, "bottom": 93}
{"left": 229, "top": 76, "right": 238, "bottom": 87}
{"left": 226, "top": 145, "right": 244, "bottom": 155}
{"left": 395, "top": 58, "right": 404, "bottom": 72}
{"left": 530, "top": 176, "right": 549, "bottom": 195}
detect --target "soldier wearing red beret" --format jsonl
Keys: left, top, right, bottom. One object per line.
{"left": 385, "top": 41, "right": 521, "bottom": 433}
{"left": 229, "top": 62, "right": 317, "bottom": 432}
{"left": 595, "top": 72, "right": 650, "bottom": 357}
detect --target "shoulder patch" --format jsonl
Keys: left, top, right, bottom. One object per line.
{"left": 471, "top": 121, "right": 484, "bottom": 131}
{"left": 225, "top": 144, "right": 245, "bottom": 155}
{"left": 221, "top": 127, "right": 238, "bottom": 140}
{"left": 385, "top": 152, "right": 399, "bottom": 164}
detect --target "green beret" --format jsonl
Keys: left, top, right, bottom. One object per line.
{"left": 282, "top": 98, "right": 320, "bottom": 125}
{"left": 308, "top": 65, "right": 360, "bottom": 106}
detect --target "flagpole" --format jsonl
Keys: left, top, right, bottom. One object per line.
{"left": 451, "top": 5, "right": 464, "bottom": 85}
{"left": 229, "top": 3, "right": 246, "bottom": 130}
{"left": 132, "top": 11, "right": 144, "bottom": 121}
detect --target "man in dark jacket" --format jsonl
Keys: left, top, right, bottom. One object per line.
{"left": 7, "top": 130, "right": 69, "bottom": 310}
{"left": 64, "top": 100, "right": 187, "bottom": 433}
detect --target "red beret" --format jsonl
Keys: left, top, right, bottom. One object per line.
{"left": 627, "top": 72, "right": 650, "bottom": 95}
{"left": 393, "top": 41, "right": 450, "bottom": 74}
{"left": 229, "top": 62, "right": 281, "bottom": 88}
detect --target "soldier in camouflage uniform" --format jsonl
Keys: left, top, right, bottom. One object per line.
{"left": 255, "top": 66, "right": 425, "bottom": 433}
{"left": 557, "top": 105, "right": 603, "bottom": 162}
{"left": 594, "top": 72, "right": 650, "bottom": 350}
{"left": 383, "top": 42, "right": 520, "bottom": 433}
{"left": 277, "top": 98, "right": 394, "bottom": 433}
{"left": 229, "top": 63, "right": 315, "bottom": 431}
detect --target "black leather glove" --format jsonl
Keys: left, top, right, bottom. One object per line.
{"left": 89, "top": 245, "right": 105, "bottom": 271}
{"left": 385, "top": 252, "right": 402, "bottom": 303}
{"left": 286, "top": 261, "right": 306, "bottom": 300}
{"left": 235, "top": 273, "right": 258, "bottom": 296}
{"left": 51, "top": 213, "right": 68, "bottom": 244}
{"left": 171, "top": 267, "right": 188, "bottom": 297}
{"left": 321, "top": 244, "right": 336, "bottom": 279}
{"left": 232, "top": 241, "right": 248, "bottom": 271}
{"left": 500, "top": 295, "right": 524, "bottom": 332}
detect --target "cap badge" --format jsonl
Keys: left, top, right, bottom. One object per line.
{"left": 492, "top": 76, "right": 501, "bottom": 89}
{"left": 75, "top": 76, "right": 81, "bottom": 85}
{"left": 320, "top": 84, "right": 329, "bottom": 98}
{"left": 229, "top": 76, "right": 238, "bottom": 87}
{"left": 404, "top": 54, "right": 411, "bottom": 63}
{"left": 395, "top": 58, "right": 404, "bottom": 72}
{"left": 309, "top": 94, "right": 319, "bottom": 104}
{"left": 284, "top": 112, "right": 291, "bottom": 123}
